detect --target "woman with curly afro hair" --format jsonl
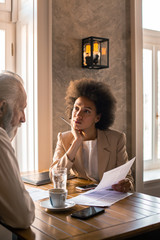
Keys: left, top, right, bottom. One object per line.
{"left": 50, "top": 79, "right": 134, "bottom": 192}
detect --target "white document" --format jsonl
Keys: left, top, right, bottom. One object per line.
{"left": 71, "top": 189, "right": 132, "bottom": 207}
{"left": 71, "top": 157, "right": 135, "bottom": 207}
{"left": 95, "top": 157, "right": 135, "bottom": 191}
{"left": 27, "top": 187, "right": 49, "bottom": 201}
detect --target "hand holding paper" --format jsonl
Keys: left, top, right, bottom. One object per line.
{"left": 94, "top": 157, "right": 135, "bottom": 191}
{"left": 112, "top": 178, "right": 131, "bottom": 192}
{"left": 71, "top": 157, "right": 135, "bottom": 207}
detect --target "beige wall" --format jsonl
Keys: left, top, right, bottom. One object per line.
{"left": 52, "top": 0, "right": 132, "bottom": 157}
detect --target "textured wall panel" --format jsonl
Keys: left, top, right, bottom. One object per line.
{"left": 52, "top": 0, "right": 131, "bottom": 157}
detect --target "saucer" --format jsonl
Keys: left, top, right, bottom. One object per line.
{"left": 40, "top": 199, "right": 75, "bottom": 211}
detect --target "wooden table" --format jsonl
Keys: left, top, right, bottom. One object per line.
{"left": 3, "top": 178, "right": 160, "bottom": 240}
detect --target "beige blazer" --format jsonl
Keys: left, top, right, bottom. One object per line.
{"left": 50, "top": 128, "right": 134, "bottom": 189}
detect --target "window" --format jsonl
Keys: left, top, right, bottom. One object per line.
{"left": 15, "top": 0, "right": 52, "bottom": 172}
{"left": 143, "top": 40, "right": 160, "bottom": 171}
{"left": 0, "top": 0, "right": 15, "bottom": 71}
{"left": 143, "top": 47, "right": 152, "bottom": 164}
{"left": 0, "top": 29, "right": 5, "bottom": 70}
{"left": 0, "top": 0, "right": 11, "bottom": 11}
{"left": 0, "top": 22, "right": 15, "bottom": 70}
{"left": 143, "top": 0, "right": 160, "bottom": 180}
{"left": 15, "top": 0, "right": 37, "bottom": 171}
{"left": 0, "top": 0, "right": 52, "bottom": 173}
{"left": 143, "top": 0, "right": 160, "bottom": 32}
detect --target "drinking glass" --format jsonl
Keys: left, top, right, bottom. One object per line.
{"left": 52, "top": 167, "right": 67, "bottom": 190}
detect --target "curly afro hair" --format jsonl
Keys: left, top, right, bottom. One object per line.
{"left": 65, "top": 78, "right": 117, "bottom": 130}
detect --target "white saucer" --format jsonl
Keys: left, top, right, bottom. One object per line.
{"left": 40, "top": 199, "right": 75, "bottom": 211}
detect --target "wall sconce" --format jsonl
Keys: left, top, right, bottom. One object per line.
{"left": 82, "top": 36, "right": 109, "bottom": 69}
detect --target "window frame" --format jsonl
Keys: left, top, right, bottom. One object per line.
{"left": 143, "top": 29, "right": 160, "bottom": 171}
{"left": 15, "top": 0, "right": 52, "bottom": 172}
{"left": 131, "top": 0, "right": 143, "bottom": 192}
{"left": 0, "top": 0, "right": 11, "bottom": 12}
{"left": 0, "top": 0, "right": 15, "bottom": 71}
{"left": 0, "top": 22, "right": 15, "bottom": 71}
{"left": 0, "top": 0, "right": 53, "bottom": 173}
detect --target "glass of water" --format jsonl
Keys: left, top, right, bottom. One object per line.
{"left": 52, "top": 167, "right": 67, "bottom": 190}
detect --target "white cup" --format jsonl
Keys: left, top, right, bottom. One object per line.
{"left": 52, "top": 167, "right": 67, "bottom": 190}
{"left": 49, "top": 188, "right": 68, "bottom": 208}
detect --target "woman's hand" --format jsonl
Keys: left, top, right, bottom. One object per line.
{"left": 111, "top": 178, "right": 131, "bottom": 193}
{"left": 71, "top": 126, "right": 85, "bottom": 142}
{"left": 66, "top": 125, "right": 84, "bottom": 162}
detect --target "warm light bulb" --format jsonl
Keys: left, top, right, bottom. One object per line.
{"left": 86, "top": 44, "right": 91, "bottom": 54}
{"left": 93, "top": 42, "right": 99, "bottom": 53}
{"left": 102, "top": 47, "right": 107, "bottom": 55}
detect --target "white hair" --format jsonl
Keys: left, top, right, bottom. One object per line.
{"left": 0, "top": 71, "right": 25, "bottom": 138}
{"left": 0, "top": 71, "right": 24, "bottom": 107}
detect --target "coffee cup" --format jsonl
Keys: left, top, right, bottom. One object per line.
{"left": 49, "top": 188, "right": 67, "bottom": 208}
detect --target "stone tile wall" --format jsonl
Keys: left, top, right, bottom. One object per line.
{"left": 52, "top": 0, "right": 132, "bottom": 158}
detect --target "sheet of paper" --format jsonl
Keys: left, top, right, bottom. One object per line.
{"left": 95, "top": 157, "right": 135, "bottom": 191}
{"left": 71, "top": 189, "right": 132, "bottom": 207}
{"left": 71, "top": 157, "right": 135, "bottom": 207}
{"left": 27, "top": 188, "right": 49, "bottom": 201}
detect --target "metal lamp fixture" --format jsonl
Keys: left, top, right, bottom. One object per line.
{"left": 82, "top": 36, "right": 109, "bottom": 69}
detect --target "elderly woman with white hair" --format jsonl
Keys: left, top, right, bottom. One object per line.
{"left": 0, "top": 71, "right": 35, "bottom": 229}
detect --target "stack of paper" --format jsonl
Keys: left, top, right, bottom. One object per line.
{"left": 27, "top": 188, "right": 49, "bottom": 201}
{"left": 71, "top": 158, "right": 135, "bottom": 207}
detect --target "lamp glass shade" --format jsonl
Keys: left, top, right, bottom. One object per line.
{"left": 82, "top": 36, "right": 109, "bottom": 69}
